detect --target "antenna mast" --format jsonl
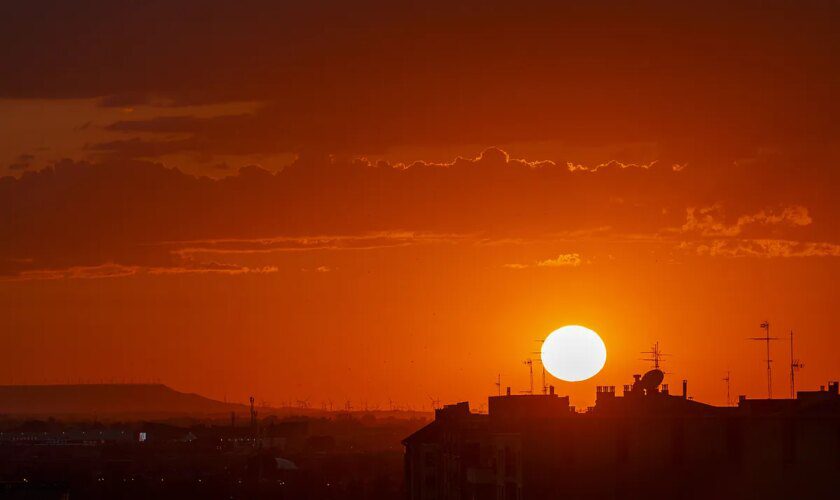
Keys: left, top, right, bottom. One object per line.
{"left": 541, "top": 366, "right": 548, "bottom": 395}
{"left": 641, "top": 341, "right": 668, "bottom": 370}
{"left": 495, "top": 374, "right": 501, "bottom": 396}
{"left": 789, "top": 330, "right": 804, "bottom": 399}
{"left": 523, "top": 359, "right": 533, "bottom": 394}
{"left": 723, "top": 371, "right": 731, "bottom": 406}
{"left": 749, "top": 321, "right": 778, "bottom": 399}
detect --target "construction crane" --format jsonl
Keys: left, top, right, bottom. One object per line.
{"left": 749, "top": 321, "right": 778, "bottom": 399}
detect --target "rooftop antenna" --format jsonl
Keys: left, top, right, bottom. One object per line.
{"left": 789, "top": 330, "right": 804, "bottom": 399}
{"left": 428, "top": 395, "right": 441, "bottom": 410}
{"left": 541, "top": 365, "right": 548, "bottom": 395}
{"left": 723, "top": 371, "right": 732, "bottom": 406}
{"left": 495, "top": 374, "right": 501, "bottom": 396}
{"left": 749, "top": 321, "right": 778, "bottom": 399}
{"left": 522, "top": 359, "right": 534, "bottom": 394}
{"left": 641, "top": 341, "right": 668, "bottom": 370}
{"left": 530, "top": 340, "right": 549, "bottom": 395}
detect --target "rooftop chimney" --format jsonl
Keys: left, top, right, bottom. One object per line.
{"left": 506, "top": 386, "right": 511, "bottom": 396}
{"left": 682, "top": 380, "right": 688, "bottom": 399}
{"left": 549, "top": 385, "right": 555, "bottom": 395}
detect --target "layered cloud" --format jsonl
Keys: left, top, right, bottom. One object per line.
{"left": 680, "top": 205, "right": 813, "bottom": 238}
{"left": 2, "top": 1, "right": 839, "bottom": 161}
{"left": 682, "top": 239, "right": 840, "bottom": 259}
{"left": 673, "top": 204, "right": 838, "bottom": 259}
{"left": 1, "top": 147, "right": 835, "bottom": 279}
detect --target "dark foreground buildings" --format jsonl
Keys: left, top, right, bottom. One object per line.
{"left": 403, "top": 372, "right": 840, "bottom": 500}
{"left": 0, "top": 413, "right": 418, "bottom": 499}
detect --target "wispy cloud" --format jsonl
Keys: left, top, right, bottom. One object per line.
{"left": 681, "top": 239, "right": 840, "bottom": 259}
{"left": 668, "top": 204, "right": 838, "bottom": 259}
{"left": 536, "top": 253, "right": 582, "bottom": 267}
{"left": 504, "top": 253, "right": 582, "bottom": 269}
{"left": 566, "top": 160, "right": 658, "bottom": 172}
{"left": 679, "top": 204, "right": 812, "bottom": 237}
{"left": 168, "top": 232, "right": 466, "bottom": 257}
{"left": 6, "top": 262, "right": 279, "bottom": 282}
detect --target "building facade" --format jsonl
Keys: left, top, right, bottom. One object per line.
{"left": 403, "top": 373, "right": 840, "bottom": 500}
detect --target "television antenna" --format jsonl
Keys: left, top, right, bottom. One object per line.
{"left": 641, "top": 341, "right": 669, "bottom": 370}
{"left": 789, "top": 330, "right": 804, "bottom": 399}
{"left": 541, "top": 365, "right": 548, "bottom": 395}
{"left": 530, "top": 339, "right": 548, "bottom": 394}
{"left": 522, "top": 359, "right": 534, "bottom": 395}
{"left": 427, "top": 395, "right": 441, "bottom": 410}
{"left": 748, "top": 321, "right": 778, "bottom": 399}
{"left": 723, "top": 371, "right": 732, "bottom": 406}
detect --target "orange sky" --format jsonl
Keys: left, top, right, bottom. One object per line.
{"left": 0, "top": 1, "right": 838, "bottom": 410}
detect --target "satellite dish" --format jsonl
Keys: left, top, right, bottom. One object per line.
{"left": 639, "top": 369, "right": 664, "bottom": 392}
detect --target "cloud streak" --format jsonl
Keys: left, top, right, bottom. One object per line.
{"left": 504, "top": 253, "right": 582, "bottom": 269}
{"left": 7, "top": 262, "right": 279, "bottom": 282}
{"left": 0, "top": 149, "right": 835, "bottom": 279}
{"left": 671, "top": 204, "right": 837, "bottom": 259}
{"left": 682, "top": 239, "right": 840, "bottom": 259}
{"left": 680, "top": 205, "right": 812, "bottom": 238}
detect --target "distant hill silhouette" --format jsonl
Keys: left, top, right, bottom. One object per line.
{"left": 0, "top": 384, "right": 433, "bottom": 420}
{"left": 0, "top": 384, "right": 244, "bottom": 417}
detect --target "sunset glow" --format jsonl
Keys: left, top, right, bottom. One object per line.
{"left": 0, "top": 1, "right": 837, "bottom": 413}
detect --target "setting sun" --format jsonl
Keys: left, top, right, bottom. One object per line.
{"left": 541, "top": 325, "right": 607, "bottom": 382}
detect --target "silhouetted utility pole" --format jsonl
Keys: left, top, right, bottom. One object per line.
{"left": 789, "top": 330, "right": 804, "bottom": 399}
{"left": 749, "top": 321, "right": 778, "bottom": 398}
{"left": 249, "top": 396, "right": 257, "bottom": 428}
{"left": 249, "top": 396, "right": 259, "bottom": 448}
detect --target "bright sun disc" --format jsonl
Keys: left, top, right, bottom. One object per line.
{"left": 540, "top": 325, "right": 607, "bottom": 382}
